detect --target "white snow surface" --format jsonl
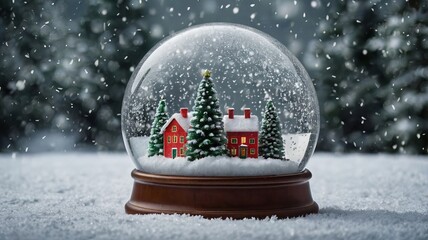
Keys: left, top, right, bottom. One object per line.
{"left": 137, "top": 155, "right": 299, "bottom": 176}
{"left": 223, "top": 115, "right": 259, "bottom": 132}
{"left": 1, "top": 153, "right": 427, "bottom": 240}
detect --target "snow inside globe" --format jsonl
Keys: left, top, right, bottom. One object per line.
{"left": 121, "top": 23, "right": 319, "bottom": 177}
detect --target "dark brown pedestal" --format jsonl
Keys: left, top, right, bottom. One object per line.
{"left": 125, "top": 169, "right": 318, "bottom": 219}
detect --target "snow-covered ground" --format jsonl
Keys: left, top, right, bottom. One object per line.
{"left": 1, "top": 153, "right": 427, "bottom": 240}
{"left": 128, "top": 133, "right": 311, "bottom": 176}
{"left": 136, "top": 155, "right": 299, "bottom": 176}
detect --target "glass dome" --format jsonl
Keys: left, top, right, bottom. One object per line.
{"left": 121, "top": 23, "right": 319, "bottom": 176}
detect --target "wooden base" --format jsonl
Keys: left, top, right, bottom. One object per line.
{"left": 125, "top": 169, "right": 318, "bottom": 219}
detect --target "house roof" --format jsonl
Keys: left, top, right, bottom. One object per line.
{"left": 161, "top": 112, "right": 259, "bottom": 133}
{"left": 160, "top": 113, "right": 193, "bottom": 133}
{"left": 222, "top": 115, "right": 258, "bottom": 132}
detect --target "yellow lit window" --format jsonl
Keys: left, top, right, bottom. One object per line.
{"left": 231, "top": 138, "right": 238, "bottom": 144}
{"left": 172, "top": 126, "right": 177, "bottom": 132}
{"left": 173, "top": 136, "right": 178, "bottom": 143}
{"left": 180, "top": 148, "right": 184, "bottom": 156}
{"left": 231, "top": 149, "right": 237, "bottom": 156}
{"left": 250, "top": 148, "right": 255, "bottom": 154}
{"left": 249, "top": 138, "right": 255, "bottom": 144}
{"left": 167, "top": 136, "right": 171, "bottom": 143}
{"left": 241, "top": 137, "right": 246, "bottom": 144}
{"left": 180, "top": 136, "right": 185, "bottom": 143}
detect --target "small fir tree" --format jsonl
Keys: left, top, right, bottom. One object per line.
{"left": 148, "top": 99, "right": 169, "bottom": 157}
{"left": 186, "top": 70, "right": 227, "bottom": 161}
{"left": 259, "top": 100, "right": 286, "bottom": 160}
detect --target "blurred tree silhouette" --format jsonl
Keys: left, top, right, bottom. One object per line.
{"left": 0, "top": 0, "right": 156, "bottom": 151}
{"left": 0, "top": 0, "right": 74, "bottom": 151}
{"left": 369, "top": 1, "right": 428, "bottom": 154}
{"left": 307, "top": 0, "right": 428, "bottom": 154}
{"left": 1, "top": 0, "right": 427, "bottom": 154}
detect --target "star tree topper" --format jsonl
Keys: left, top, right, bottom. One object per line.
{"left": 202, "top": 69, "right": 211, "bottom": 78}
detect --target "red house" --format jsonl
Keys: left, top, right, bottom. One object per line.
{"left": 160, "top": 108, "right": 192, "bottom": 158}
{"left": 161, "top": 107, "right": 258, "bottom": 159}
{"left": 223, "top": 108, "right": 259, "bottom": 158}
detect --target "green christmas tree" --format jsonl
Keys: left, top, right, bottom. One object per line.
{"left": 259, "top": 100, "right": 286, "bottom": 160}
{"left": 148, "top": 99, "right": 169, "bottom": 157}
{"left": 186, "top": 70, "right": 227, "bottom": 161}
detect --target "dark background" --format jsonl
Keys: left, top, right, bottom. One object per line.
{"left": 1, "top": 0, "right": 427, "bottom": 154}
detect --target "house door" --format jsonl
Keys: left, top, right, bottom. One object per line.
{"left": 172, "top": 148, "right": 177, "bottom": 159}
{"left": 239, "top": 145, "right": 248, "bottom": 159}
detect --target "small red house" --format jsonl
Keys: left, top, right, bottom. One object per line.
{"left": 161, "top": 107, "right": 258, "bottom": 159}
{"left": 160, "top": 108, "right": 192, "bottom": 158}
{"left": 223, "top": 108, "right": 259, "bottom": 158}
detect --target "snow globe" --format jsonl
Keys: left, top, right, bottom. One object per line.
{"left": 122, "top": 23, "right": 319, "bottom": 218}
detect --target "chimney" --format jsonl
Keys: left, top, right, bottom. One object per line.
{"left": 228, "top": 108, "right": 234, "bottom": 119}
{"left": 180, "top": 108, "right": 188, "bottom": 118}
{"left": 244, "top": 108, "right": 251, "bottom": 119}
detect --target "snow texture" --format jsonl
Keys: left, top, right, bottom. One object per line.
{"left": 1, "top": 153, "right": 427, "bottom": 240}
{"left": 222, "top": 115, "right": 259, "bottom": 132}
{"left": 137, "top": 155, "right": 299, "bottom": 176}
{"left": 284, "top": 133, "right": 311, "bottom": 162}
{"left": 129, "top": 136, "right": 149, "bottom": 161}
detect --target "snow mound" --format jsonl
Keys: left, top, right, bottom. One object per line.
{"left": 137, "top": 155, "right": 299, "bottom": 176}
{"left": 129, "top": 134, "right": 312, "bottom": 176}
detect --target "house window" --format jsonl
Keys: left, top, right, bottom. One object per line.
{"left": 231, "top": 138, "right": 238, "bottom": 144}
{"left": 249, "top": 138, "right": 255, "bottom": 144}
{"left": 231, "top": 148, "right": 237, "bottom": 156}
{"left": 241, "top": 137, "right": 246, "bottom": 144}
{"left": 180, "top": 148, "right": 184, "bottom": 156}
{"left": 250, "top": 148, "right": 255, "bottom": 154}
{"left": 172, "top": 126, "right": 177, "bottom": 132}
{"left": 173, "top": 136, "right": 178, "bottom": 143}
{"left": 180, "top": 136, "right": 185, "bottom": 143}
{"left": 167, "top": 136, "right": 171, "bottom": 143}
